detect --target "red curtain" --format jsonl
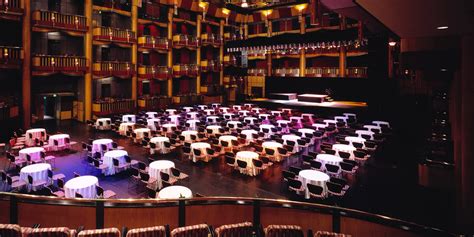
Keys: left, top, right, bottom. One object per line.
{"left": 180, "top": 50, "right": 190, "bottom": 64}
{"left": 149, "top": 25, "right": 158, "bottom": 37}
{"left": 138, "top": 81, "right": 143, "bottom": 96}
{"left": 179, "top": 79, "right": 190, "bottom": 94}
{"left": 151, "top": 80, "right": 161, "bottom": 95}
{"left": 137, "top": 24, "right": 144, "bottom": 36}
{"left": 150, "top": 53, "right": 161, "bottom": 64}
{"left": 181, "top": 24, "right": 188, "bottom": 34}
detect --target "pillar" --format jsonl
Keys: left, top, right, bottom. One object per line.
{"left": 219, "top": 20, "right": 225, "bottom": 86}
{"left": 131, "top": 1, "right": 138, "bottom": 102}
{"left": 167, "top": 9, "right": 173, "bottom": 97}
{"left": 22, "top": 0, "right": 31, "bottom": 128}
{"left": 84, "top": 0, "right": 93, "bottom": 121}
{"left": 338, "top": 15, "right": 347, "bottom": 77}
{"left": 299, "top": 14, "right": 306, "bottom": 77}
{"left": 196, "top": 15, "right": 202, "bottom": 94}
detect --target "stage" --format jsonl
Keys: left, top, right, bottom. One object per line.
{"left": 249, "top": 97, "right": 368, "bottom": 114}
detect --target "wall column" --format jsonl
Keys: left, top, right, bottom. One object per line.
{"left": 167, "top": 9, "right": 173, "bottom": 98}
{"left": 21, "top": 0, "right": 31, "bottom": 128}
{"left": 219, "top": 20, "right": 224, "bottom": 86}
{"left": 299, "top": 14, "right": 306, "bottom": 77}
{"left": 84, "top": 0, "right": 93, "bottom": 121}
{"left": 196, "top": 15, "right": 202, "bottom": 94}
{"left": 131, "top": 1, "right": 138, "bottom": 102}
{"left": 338, "top": 15, "right": 347, "bottom": 77}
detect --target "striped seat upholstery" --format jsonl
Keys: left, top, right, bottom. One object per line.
{"left": 78, "top": 228, "right": 120, "bottom": 237}
{"left": 126, "top": 226, "right": 167, "bottom": 237}
{"left": 314, "top": 231, "right": 350, "bottom": 237}
{"left": 0, "top": 224, "right": 22, "bottom": 237}
{"left": 214, "top": 222, "right": 253, "bottom": 237}
{"left": 264, "top": 225, "right": 304, "bottom": 237}
{"left": 170, "top": 224, "right": 209, "bottom": 237}
{"left": 23, "top": 227, "right": 76, "bottom": 237}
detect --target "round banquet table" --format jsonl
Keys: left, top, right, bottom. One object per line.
{"left": 334, "top": 116, "right": 348, "bottom": 123}
{"left": 119, "top": 122, "right": 135, "bottom": 136}
{"left": 147, "top": 118, "right": 161, "bottom": 131}
{"left": 276, "top": 120, "right": 290, "bottom": 132}
{"left": 166, "top": 109, "right": 177, "bottom": 115}
{"left": 363, "top": 125, "right": 380, "bottom": 132}
{"left": 244, "top": 117, "right": 258, "bottom": 125}
{"left": 324, "top": 119, "right": 337, "bottom": 126}
{"left": 149, "top": 160, "right": 175, "bottom": 190}
{"left": 233, "top": 105, "right": 242, "bottom": 110}
{"left": 48, "top": 134, "right": 70, "bottom": 151}
{"left": 211, "top": 103, "right": 221, "bottom": 108}
{"left": 187, "top": 112, "right": 199, "bottom": 120}
{"left": 204, "top": 109, "right": 215, "bottom": 116}
{"left": 281, "top": 108, "right": 293, "bottom": 114}
{"left": 372, "top": 120, "right": 390, "bottom": 128}
{"left": 238, "top": 110, "right": 250, "bottom": 116}
{"left": 103, "top": 150, "right": 128, "bottom": 176}
{"left": 316, "top": 154, "right": 343, "bottom": 171}
{"left": 244, "top": 103, "right": 254, "bottom": 108}
{"left": 355, "top": 130, "right": 375, "bottom": 140}
{"left": 235, "top": 151, "right": 260, "bottom": 176}
{"left": 133, "top": 128, "right": 151, "bottom": 140}
{"left": 251, "top": 108, "right": 263, "bottom": 114}
{"left": 345, "top": 136, "right": 366, "bottom": 147}
{"left": 206, "top": 116, "right": 219, "bottom": 124}
{"left": 298, "top": 128, "right": 316, "bottom": 138}
{"left": 206, "top": 125, "right": 221, "bottom": 134}
{"left": 241, "top": 129, "right": 258, "bottom": 141}
{"left": 197, "top": 105, "right": 208, "bottom": 110}
{"left": 150, "top": 136, "right": 170, "bottom": 154}
{"left": 270, "top": 111, "right": 281, "bottom": 117}
{"left": 19, "top": 147, "right": 44, "bottom": 162}
{"left": 298, "top": 170, "right": 330, "bottom": 199}
{"left": 95, "top": 118, "right": 112, "bottom": 130}
{"left": 219, "top": 135, "right": 238, "bottom": 147}
{"left": 282, "top": 134, "right": 301, "bottom": 153}
{"left": 146, "top": 111, "right": 158, "bottom": 119}
{"left": 190, "top": 142, "right": 211, "bottom": 162}
{"left": 20, "top": 163, "right": 51, "bottom": 188}
{"left": 168, "top": 115, "right": 181, "bottom": 125}
{"left": 290, "top": 116, "right": 303, "bottom": 128}
{"left": 122, "top": 114, "right": 136, "bottom": 123}
{"left": 181, "top": 130, "right": 198, "bottom": 142}
{"left": 158, "top": 185, "right": 192, "bottom": 199}
{"left": 92, "top": 139, "right": 113, "bottom": 155}
{"left": 332, "top": 144, "right": 356, "bottom": 159}
{"left": 219, "top": 107, "right": 230, "bottom": 113}
{"left": 223, "top": 113, "right": 234, "bottom": 120}
{"left": 25, "top": 128, "right": 46, "bottom": 146}
{"left": 183, "top": 106, "right": 194, "bottom": 112}
{"left": 312, "top": 123, "right": 328, "bottom": 130}
{"left": 259, "top": 124, "right": 275, "bottom": 138}
{"left": 64, "top": 176, "right": 99, "bottom": 198}
{"left": 262, "top": 141, "right": 283, "bottom": 162}
{"left": 186, "top": 120, "right": 200, "bottom": 130}
{"left": 162, "top": 124, "right": 177, "bottom": 133}
{"left": 258, "top": 114, "right": 270, "bottom": 120}
{"left": 227, "top": 121, "right": 241, "bottom": 128}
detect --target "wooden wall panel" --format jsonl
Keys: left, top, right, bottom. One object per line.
{"left": 0, "top": 200, "right": 10, "bottom": 223}
{"left": 185, "top": 205, "right": 253, "bottom": 227}
{"left": 17, "top": 203, "right": 95, "bottom": 229}
{"left": 340, "top": 217, "right": 421, "bottom": 237}
{"left": 104, "top": 207, "right": 179, "bottom": 229}
{"left": 260, "top": 207, "right": 332, "bottom": 233}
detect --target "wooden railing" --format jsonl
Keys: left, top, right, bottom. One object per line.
{"left": 223, "top": 55, "right": 237, "bottom": 66}
{"left": 273, "top": 68, "right": 300, "bottom": 77}
{"left": 138, "top": 65, "right": 170, "bottom": 80}
{"left": 0, "top": 46, "right": 22, "bottom": 67}
{"left": 305, "top": 67, "right": 368, "bottom": 78}
{"left": 0, "top": 0, "right": 23, "bottom": 14}
{"left": 32, "top": 10, "right": 87, "bottom": 32}
{"left": 138, "top": 96, "right": 172, "bottom": 110}
{"left": 223, "top": 32, "right": 243, "bottom": 41}
{"left": 172, "top": 34, "right": 198, "bottom": 48}
{"left": 138, "top": 35, "right": 169, "bottom": 50}
{"left": 347, "top": 67, "right": 368, "bottom": 78}
{"left": 32, "top": 55, "right": 87, "bottom": 74}
{"left": 0, "top": 193, "right": 454, "bottom": 237}
{"left": 201, "top": 33, "right": 222, "bottom": 46}
{"left": 93, "top": 26, "right": 136, "bottom": 44}
{"left": 172, "top": 64, "right": 199, "bottom": 77}
{"left": 93, "top": 61, "right": 135, "bottom": 78}
{"left": 92, "top": 98, "right": 135, "bottom": 116}
{"left": 248, "top": 68, "right": 266, "bottom": 76}
{"left": 200, "top": 60, "right": 221, "bottom": 72}
{"left": 93, "top": 0, "right": 131, "bottom": 11}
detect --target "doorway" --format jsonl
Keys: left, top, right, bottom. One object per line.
{"left": 43, "top": 96, "right": 57, "bottom": 120}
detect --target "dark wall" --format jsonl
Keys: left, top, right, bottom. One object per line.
{"left": 32, "top": 32, "right": 84, "bottom": 56}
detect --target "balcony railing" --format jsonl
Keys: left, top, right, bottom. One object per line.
{"left": 273, "top": 68, "right": 300, "bottom": 77}
{"left": 172, "top": 64, "right": 199, "bottom": 77}
{"left": 223, "top": 55, "right": 237, "bottom": 66}
{"left": 92, "top": 98, "right": 135, "bottom": 116}
{"left": 0, "top": 0, "right": 23, "bottom": 15}
{"left": 201, "top": 33, "right": 222, "bottom": 46}
{"left": 138, "top": 65, "right": 170, "bottom": 80}
{"left": 93, "top": 27, "right": 136, "bottom": 44}
{"left": 223, "top": 32, "right": 243, "bottom": 41}
{"left": 347, "top": 67, "right": 368, "bottom": 78}
{"left": 32, "top": 55, "right": 87, "bottom": 75}
{"left": 305, "top": 67, "right": 368, "bottom": 78}
{"left": 172, "top": 34, "right": 198, "bottom": 48}
{"left": 138, "top": 96, "right": 172, "bottom": 110}
{"left": 138, "top": 36, "right": 169, "bottom": 50}
{"left": 93, "top": 61, "right": 135, "bottom": 78}
{"left": 93, "top": 0, "right": 131, "bottom": 11}
{"left": 32, "top": 10, "right": 87, "bottom": 32}
{"left": 0, "top": 46, "right": 22, "bottom": 68}
{"left": 201, "top": 60, "right": 221, "bottom": 72}
{"left": 248, "top": 68, "right": 266, "bottom": 76}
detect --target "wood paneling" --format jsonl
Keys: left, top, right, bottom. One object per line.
{"left": 260, "top": 207, "right": 332, "bottom": 233}
{"left": 185, "top": 204, "right": 253, "bottom": 227}
{"left": 104, "top": 207, "right": 179, "bottom": 229}
{"left": 17, "top": 203, "right": 95, "bottom": 229}
{"left": 340, "top": 217, "right": 421, "bottom": 237}
{"left": 0, "top": 200, "right": 10, "bottom": 223}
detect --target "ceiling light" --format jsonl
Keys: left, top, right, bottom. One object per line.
{"left": 436, "top": 26, "right": 448, "bottom": 30}
{"left": 388, "top": 41, "right": 396, "bottom": 46}
{"left": 241, "top": 2, "right": 248, "bottom": 8}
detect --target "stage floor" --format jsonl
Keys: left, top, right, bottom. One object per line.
{"left": 250, "top": 98, "right": 368, "bottom": 109}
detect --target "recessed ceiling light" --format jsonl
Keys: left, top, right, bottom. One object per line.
{"left": 388, "top": 41, "right": 397, "bottom": 46}
{"left": 441, "top": 68, "right": 447, "bottom": 72}
{"left": 437, "top": 26, "right": 448, "bottom": 30}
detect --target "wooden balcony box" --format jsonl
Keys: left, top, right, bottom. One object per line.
{"left": 138, "top": 65, "right": 170, "bottom": 80}
{"left": 92, "top": 98, "right": 135, "bottom": 116}
{"left": 32, "top": 11, "right": 87, "bottom": 32}
{"left": 173, "top": 64, "right": 199, "bottom": 77}
{"left": 200, "top": 60, "right": 221, "bottom": 72}
{"left": 0, "top": 46, "right": 23, "bottom": 69}
{"left": 201, "top": 33, "right": 222, "bottom": 47}
{"left": 172, "top": 34, "right": 198, "bottom": 48}
{"left": 93, "top": 27, "right": 136, "bottom": 44}
{"left": 93, "top": 61, "right": 135, "bottom": 78}
{"left": 223, "top": 55, "right": 236, "bottom": 66}
{"left": 0, "top": 0, "right": 23, "bottom": 20}
{"left": 32, "top": 55, "right": 88, "bottom": 76}
{"left": 138, "top": 36, "right": 169, "bottom": 51}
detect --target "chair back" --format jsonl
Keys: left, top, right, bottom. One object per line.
{"left": 126, "top": 226, "right": 167, "bottom": 237}
{"left": 264, "top": 225, "right": 304, "bottom": 237}
{"left": 307, "top": 183, "right": 324, "bottom": 196}
{"left": 78, "top": 228, "right": 121, "bottom": 237}
{"left": 170, "top": 224, "right": 210, "bottom": 237}
{"left": 214, "top": 222, "right": 253, "bottom": 237}
{"left": 237, "top": 160, "right": 247, "bottom": 169}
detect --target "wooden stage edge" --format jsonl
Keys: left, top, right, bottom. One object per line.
{"left": 249, "top": 98, "right": 368, "bottom": 110}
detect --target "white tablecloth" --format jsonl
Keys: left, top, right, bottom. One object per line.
{"left": 345, "top": 136, "right": 366, "bottom": 147}
{"left": 149, "top": 160, "right": 175, "bottom": 190}
{"left": 244, "top": 103, "right": 254, "bottom": 108}
{"left": 158, "top": 185, "right": 192, "bottom": 199}
{"left": 119, "top": 122, "right": 135, "bottom": 136}
{"left": 169, "top": 115, "right": 181, "bottom": 125}
{"left": 186, "top": 120, "right": 200, "bottom": 130}
{"left": 298, "top": 170, "right": 330, "bottom": 199}
{"left": 206, "top": 125, "right": 221, "bottom": 134}
{"left": 332, "top": 144, "right": 356, "bottom": 159}
{"left": 19, "top": 147, "right": 45, "bottom": 162}
{"left": 316, "top": 154, "right": 343, "bottom": 171}
{"left": 183, "top": 107, "right": 194, "bottom": 112}
{"left": 147, "top": 118, "right": 161, "bottom": 131}
{"left": 204, "top": 109, "right": 215, "bottom": 115}
{"left": 219, "top": 135, "right": 237, "bottom": 147}
{"left": 103, "top": 150, "right": 128, "bottom": 176}
{"left": 299, "top": 128, "right": 315, "bottom": 138}
{"left": 363, "top": 125, "right": 380, "bottom": 132}
{"left": 206, "top": 116, "right": 219, "bottom": 123}
{"left": 312, "top": 123, "right": 328, "bottom": 130}
{"left": 372, "top": 120, "right": 390, "bottom": 127}
{"left": 122, "top": 114, "right": 136, "bottom": 123}
{"left": 223, "top": 113, "right": 234, "bottom": 120}
{"left": 166, "top": 109, "right": 177, "bottom": 115}
{"left": 270, "top": 111, "right": 281, "bottom": 116}
{"left": 241, "top": 129, "right": 258, "bottom": 141}
{"left": 276, "top": 120, "right": 290, "bottom": 133}
{"left": 187, "top": 112, "right": 199, "bottom": 119}
{"left": 324, "top": 119, "right": 337, "bottom": 126}
{"left": 134, "top": 128, "right": 151, "bottom": 140}
{"left": 251, "top": 108, "right": 263, "bottom": 114}
{"left": 219, "top": 107, "right": 230, "bottom": 113}
{"left": 150, "top": 136, "right": 170, "bottom": 154}
{"left": 190, "top": 142, "right": 211, "bottom": 162}
{"left": 356, "top": 130, "right": 375, "bottom": 140}
{"left": 162, "top": 123, "right": 177, "bottom": 132}
{"left": 92, "top": 139, "right": 113, "bottom": 155}
{"left": 227, "top": 121, "right": 241, "bottom": 128}
{"left": 233, "top": 105, "right": 242, "bottom": 110}
{"left": 181, "top": 130, "right": 198, "bottom": 142}
{"left": 211, "top": 103, "right": 221, "bottom": 108}
{"left": 258, "top": 114, "right": 270, "bottom": 120}
{"left": 64, "top": 176, "right": 98, "bottom": 198}
{"left": 20, "top": 163, "right": 51, "bottom": 185}
{"left": 244, "top": 117, "right": 258, "bottom": 125}
{"left": 95, "top": 118, "right": 112, "bottom": 130}
{"left": 48, "top": 134, "right": 70, "bottom": 151}
{"left": 238, "top": 110, "right": 250, "bottom": 116}
{"left": 198, "top": 105, "right": 208, "bottom": 110}
{"left": 282, "top": 134, "right": 301, "bottom": 153}
{"left": 25, "top": 128, "right": 46, "bottom": 146}
{"left": 235, "top": 151, "right": 260, "bottom": 176}
{"left": 262, "top": 141, "right": 283, "bottom": 162}
{"left": 146, "top": 112, "right": 158, "bottom": 119}
{"left": 281, "top": 108, "right": 293, "bottom": 114}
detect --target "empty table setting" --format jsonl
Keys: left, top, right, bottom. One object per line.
{"left": 158, "top": 185, "right": 192, "bottom": 199}
{"left": 190, "top": 142, "right": 211, "bottom": 162}
{"left": 316, "top": 154, "right": 343, "bottom": 171}
{"left": 150, "top": 136, "right": 170, "bottom": 154}
{"left": 19, "top": 163, "right": 52, "bottom": 188}
{"left": 298, "top": 170, "right": 330, "bottom": 199}
{"left": 148, "top": 160, "right": 175, "bottom": 190}
{"left": 103, "top": 150, "right": 128, "bottom": 176}
{"left": 119, "top": 122, "right": 135, "bottom": 136}
{"left": 48, "top": 134, "right": 70, "bottom": 151}
{"left": 95, "top": 118, "right": 112, "bottom": 130}
{"left": 92, "top": 139, "right": 113, "bottom": 154}
{"left": 64, "top": 175, "right": 99, "bottom": 198}
{"left": 235, "top": 151, "right": 260, "bottom": 176}
{"left": 122, "top": 114, "right": 136, "bottom": 123}
{"left": 19, "top": 147, "right": 45, "bottom": 162}
{"left": 25, "top": 128, "right": 46, "bottom": 146}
